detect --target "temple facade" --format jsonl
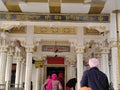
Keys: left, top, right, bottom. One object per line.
{"left": 0, "top": 12, "right": 120, "bottom": 90}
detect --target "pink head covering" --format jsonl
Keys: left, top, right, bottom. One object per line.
{"left": 51, "top": 73, "right": 57, "bottom": 80}
{"left": 88, "top": 58, "right": 99, "bottom": 68}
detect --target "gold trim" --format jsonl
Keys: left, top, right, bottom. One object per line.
{"left": 26, "top": 0, "right": 48, "bottom": 2}
{"left": 0, "top": 12, "right": 110, "bottom": 22}
{"left": 84, "top": 27, "right": 100, "bottom": 35}
{"left": 89, "top": 1, "right": 106, "bottom": 14}
{"left": 9, "top": 25, "right": 27, "bottom": 34}
{"left": 4, "top": 2, "right": 21, "bottom": 12}
{"left": 34, "top": 26, "right": 77, "bottom": 34}
{"left": 62, "top": 0, "right": 84, "bottom": 3}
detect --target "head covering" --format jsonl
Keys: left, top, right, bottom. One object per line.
{"left": 88, "top": 58, "right": 99, "bottom": 68}
{"left": 58, "top": 72, "right": 63, "bottom": 79}
{"left": 51, "top": 73, "right": 57, "bottom": 80}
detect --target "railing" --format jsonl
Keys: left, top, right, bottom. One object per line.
{"left": 0, "top": 83, "right": 24, "bottom": 90}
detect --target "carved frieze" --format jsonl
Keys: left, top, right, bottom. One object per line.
{"left": 34, "top": 26, "right": 77, "bottom": 34}
{"left": 9, "top": 25, "right": 27, "bottom": 34}
{"left": 0, "top": 12, "right": 110, "bottom": 22}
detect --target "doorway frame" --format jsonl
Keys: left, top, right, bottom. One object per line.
{"left": 43, "top": 64, "right": 67, "bottom": 89}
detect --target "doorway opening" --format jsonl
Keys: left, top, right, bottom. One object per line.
{"left": 44, "top": 65, "right": 66, "bottom": 90}
{"left": 47, "top": 67, "right": 65, "bottom": 77}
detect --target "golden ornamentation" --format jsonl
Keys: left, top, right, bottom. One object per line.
{"left": 75, "top": 47, "right": 84, "bottom": 53}
{"left": 9, "top": 25, "right": 27, "bottom": 34}
{"left": 34, "top": 26, "right": 77, "bottom": 34}
{"left": 0, "top": 46, "right": 8, "bottom": 52}
{"left": 25, "top": 47, "right": 34, "bottom": 53}
{"left": 84, "top": 26, "right": 109, "bottom": 35}
{"left": 0, "top": 12, "right": 110, "bottom": 22}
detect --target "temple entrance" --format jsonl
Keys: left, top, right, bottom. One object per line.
{"left": 44, "top": 65, "right": 66, "bottom": 90}
{"left": 47, "top": 67, "right": 65, "bottom": 77}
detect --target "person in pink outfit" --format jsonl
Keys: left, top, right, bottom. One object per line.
{"left": 44, "top": 73, "right": 63, "bottom": 90}
{"left": 58, "top": 72, "right": 64, "bottom": 90}
{"left": 44, "top": 75, "right": 51, "bottom": 90}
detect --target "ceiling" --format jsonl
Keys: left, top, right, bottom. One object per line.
{"left": 0, "top": 0, "right": 119, "bottom": 14}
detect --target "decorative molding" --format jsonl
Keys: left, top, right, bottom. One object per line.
{"left": 34, "top": 26, "right": 77, "bottom": 34}
{"left": 9, "top": 25, "right": 27, "bottom": 34}
{"left": 0, "top": 25, "right": 27, "bottom": 34}
{"left": 41, "top": 40, "right": 70, "bottom": 45}
{"left": 84, "top": 27, "right": 100, "bottom": 35}
{"left": 84, "top": 26, "right": 109, "bottom": 35}
{"left": 0, "top": 12, "right": 110, "bottom": 22}
{"left": 42, "top": 45, "right": 70, "bottom": 52}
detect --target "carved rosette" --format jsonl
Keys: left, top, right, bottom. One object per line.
{"left": 101, "top": 48, "right": 110, "bottom": 54}
{"left": 75, "top": 47, "right": 84, "bottom": 54}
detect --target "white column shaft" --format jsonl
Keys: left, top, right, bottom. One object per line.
{"left": 0, "top": 52, "right": 7, "bottom": 88}
{"left": 19, "top": 62, "right": 24, "bottom": 88}
{"left": 101, "top": 53, "right": 110, "bottom": 81}
{"left": 77, "top": 53, "right": 83, "bottom": 90}
{"left": 15, "top": 61, "right": 21, "bottom": 88}
{"left": 5, "top": 55, "right": 13, "bottom": 81}
{"left": 35, "top": 68, "right": 40, "bottom": 90}
{"left": 111, "top": 47, "right": 118, "bottom": 90}
{"left": 5, "top": 55, "right": 13, "bottom": 90}
{"left": 25, "top": 52, "right": 33, "bottom": 90}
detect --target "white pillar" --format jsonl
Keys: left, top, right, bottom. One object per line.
{"left": 0, "top": 46, "right": 7, "bottom": 89}
{"left": 76, "top": 47, "right": 84, "bottom": 90}
{"left": 19, "top": 60, "right": 25, "bottom": 88}
{"left": 111, "top": 47, "right": 118, "bottom": 90}
{"left": 15, "top": 57, "right": 22, "bottom": 88}
{"left": 70, "top": 65, "right": 76, "bottom": 78}
{"left": 101, "top": 48, "right": 110, "bottom": 81}
{"left": 5, "top": 50, "right": 14, "bottom": 90}
{"left": 35, "top": 68, "right": 40, "bottom": 90}
{"left": 25, "top": 47, "right": 33, "bottom": 90}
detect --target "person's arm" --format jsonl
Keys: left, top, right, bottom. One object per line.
{"left": 58, "top": 81, "right": 63, "bottom": 90}
{"left": 80, "top": 71, "right": 88, "bottom": 87}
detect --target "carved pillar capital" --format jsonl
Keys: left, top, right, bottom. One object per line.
{"left": 25, "top": 46, "right": 34, "bottom": 53}
{"left": 7, "top": 46, "right": 15, "bottom": 56}
{"left": 0, "top": 46, "right": 8, "bottom": 52}
{"left": 75, "top": 47, "right": 84, "bottom": 54}
{"left": 101, "top": 48, "right": 110, "bottom": 54}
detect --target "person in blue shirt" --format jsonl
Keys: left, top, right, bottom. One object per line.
{"left": 80, "top": 58, "right": 109, "bottom": 90}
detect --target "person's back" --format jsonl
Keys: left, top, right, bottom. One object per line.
{"left": 81, "top": 67, "right": 109, "bottom": 90}
{"left": 80, "top": 58, "right": 109, "bottom": 90}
